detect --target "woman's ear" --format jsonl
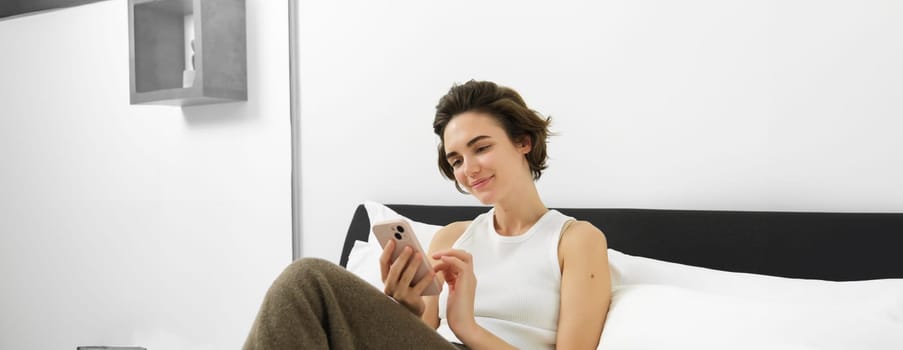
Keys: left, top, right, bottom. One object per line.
{"left": 515, "top": 136, "right": 533, "bottom": 154}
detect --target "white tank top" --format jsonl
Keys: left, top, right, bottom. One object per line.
{"left": 436, "top": 208, "right": 575, "bottom": 350}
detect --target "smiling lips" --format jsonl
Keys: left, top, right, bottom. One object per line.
{"left": 469, "top": 176, "right": 493, "bottom": 190}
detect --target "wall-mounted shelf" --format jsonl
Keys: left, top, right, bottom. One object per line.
{"left": 128, "top": 0, "right": 246, "bottom": 106}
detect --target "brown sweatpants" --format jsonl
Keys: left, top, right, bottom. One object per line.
{"left": 243, "top": 257, "right": 462, "bottom": 350}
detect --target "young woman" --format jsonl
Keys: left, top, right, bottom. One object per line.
{"left": 243, "top": 80, "right": 611, "bottom": 350}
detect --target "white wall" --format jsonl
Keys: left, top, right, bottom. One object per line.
{"left": 0, "top": 1, "right": 290, "bottom": 349}
{"left": 296, "top": 0, "right": 903, "bottom": 261}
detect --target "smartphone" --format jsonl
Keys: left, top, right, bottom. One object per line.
{"left": 372, "top": 219, "right": 442, "bottom": 296}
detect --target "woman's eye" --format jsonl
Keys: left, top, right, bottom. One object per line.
{"left": 476, "top": 145, "right": 491, "bottom": 153}
{"left": 451, "top": 159, "right": 462, "bottom": 168}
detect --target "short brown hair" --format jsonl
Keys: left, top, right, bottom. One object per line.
{"left": 433, "top": 80, "right": 552, "bottom": 193}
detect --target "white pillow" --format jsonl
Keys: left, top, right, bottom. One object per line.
{"left": 607, "top": 249, "right": 903, "bottom": 308}
{"left": 600, "top": 249, "right": 903, "bottom": 349}
{"left": 346, "top": 201, "right": 444, "bottom": 290}
{"left": 599, "top": 284, "right": 903, "bottom": 350}
{"left": 363, "top": 200, "right": 442, "bottom": 249}
{"left": 345, "top": 240, "right": 385, "bottom": 289}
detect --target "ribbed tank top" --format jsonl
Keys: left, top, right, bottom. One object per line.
{"left": 436, "top": 208, "right": 575, "bottom": 350}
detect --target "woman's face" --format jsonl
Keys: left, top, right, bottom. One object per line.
{"left": 443, "top": 111, "right": 532, "bottom": 204}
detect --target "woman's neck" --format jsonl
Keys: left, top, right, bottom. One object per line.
{"left": 492, "top": 184, "right": 547, "bottom": 237}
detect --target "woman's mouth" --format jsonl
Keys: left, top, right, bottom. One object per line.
{"left": 470, "top": 176, "right": 493, "bottom": 190}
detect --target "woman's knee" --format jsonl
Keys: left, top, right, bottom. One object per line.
{"left": 275, "top": 257, "right": 343, "bottom": 287}
{"left": 284, "top": 257, "right": 332, "bottom": 276}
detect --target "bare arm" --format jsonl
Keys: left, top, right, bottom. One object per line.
{"left": 421, "top": 221, "right": 470, "bottom": 329}
{"left": 425, "top": 222, "right": 518, "bottom": 349}
{"left": 555, "top": 221, "right": 612, "bottom": 349}
{"left": 431, "top": 248, "right": 518, "bottom": 350}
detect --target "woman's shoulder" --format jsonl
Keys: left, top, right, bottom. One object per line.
{"left": 558, "top": 220, "right": 609, "bottom": 269}
{"left": 428, "top": 221, "right": 472, "bottom": 253}
{"left": 560, "top": 220, "right": 607, "bottom": 249}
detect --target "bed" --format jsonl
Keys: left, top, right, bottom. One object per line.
{"left": 339, "top": 202, "right": 903, "bottom": 349}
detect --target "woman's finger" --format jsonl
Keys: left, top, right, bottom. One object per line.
{"left": 432, "top": 255, "right": 467, "bottom": 272}
{"left": 432, "top": 262, "right": 458, "bottom": 288}
{"left": 384, "top": 246, "right": 412, "bottom": 292}
{"left": 394, "top": 245, "right": 413, "bottom": 271}
{"left": 432, "top": 260, "right": 452, "bottom": 274}
{"left": 438, "top": 255, "right": 468, "bottom": 271}
{"left": 411, "top": 269, "right": 437, "bottom": 294}
{"left": 399, "top": 252, "right": 422, "bottom": 287}
{"left": 379, "top": 240, "right": 395, "bottom": 281}
{"left": 432, "top": 249, "right": 472, "bottom": 264}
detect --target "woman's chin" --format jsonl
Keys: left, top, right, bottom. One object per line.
{"left": 471, "top": 191, "right": 496, "bottom": 205}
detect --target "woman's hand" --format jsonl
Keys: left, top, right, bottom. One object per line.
{"left": 432, "top": 249, "right": 479, "bottom": 336}
{"left": 380, "top": 240, "right": 437, "bottom": 317}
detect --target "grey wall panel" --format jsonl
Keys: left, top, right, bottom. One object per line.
{"left": 1, "top": 0, "right": 108, "bottom": 20}
{"left": 0, "top": 1, "right": 21, "bottom": 19}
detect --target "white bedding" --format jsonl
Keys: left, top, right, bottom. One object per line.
{"left": 346, "top": 202, "right": 903, "bottom": 349}
{"left": 601, "top": 250, "right": 903, "bottom": 349}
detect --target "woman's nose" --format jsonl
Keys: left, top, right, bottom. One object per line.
{"left": 463, "top": 158, "right": 480, "bottom": 176}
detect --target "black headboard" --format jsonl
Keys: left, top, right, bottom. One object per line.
{"left": 341, "top": 204, "right": 903, "bottom": 281}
